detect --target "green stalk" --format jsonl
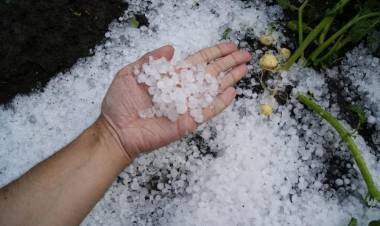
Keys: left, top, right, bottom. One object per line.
{"left": 298, "top": 0, "right": 309, "bottom": 53}
{"left": 288, "top": 20, "right": 313, "bottom": 33}
{"left": 282, "top": 0, "right": 350, "bottom": 70}
{"left": 282, "top": 16, "right": 333, "bottom": 70}
{"left": 288, "top": 5, "right": 299, "bottom": 11}
{"left": 288, "top": 6, "right": 299, "bottom": 11}
{"left": 314, "top": 35, "right": 351, "bottom": 66}
{"left": 297, "top": 94, "right": 380, "bottom": 202}
{"left": 287, "top": 20, "right": 320, "bottom": 45}
{"left": 318, "top": 17, "right": 333, "bottom": 44}
{"left": 326, "top": 0, "right": 350, "bottom": 16}
{"left": 310, "top": 12, "right": 380, "bottom": 62}
{"left": 315, "top": 16, "right": 380, "bottom": 66}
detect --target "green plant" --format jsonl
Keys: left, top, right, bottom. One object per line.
{"left": 279, "top": 0, "right": 380, "bottom": 69}
{"left": 269, "top": 1, "right": 380, "bottom": 223}
{"left": 297, "top": 0, "right": 309, "bottom": 59}
{"left": 369, "top": 219, "right": 380, "bottom": 226}
{"left": 222, "top": 27, "right": 232, "bottom": 40}
{"left": 275, "top": 0, "right": 380, "bottom": 206}
{"left": 348, "top": 217, "right": 358, "bottom": 226}
{"left": 348, "top": 104, "right": 367, "bottom": 133}
{"left": 297, "top": 94, "right": 380, "bottom": 203}
{"left": 131, "top": 15, "right": 139, "bottom": 28}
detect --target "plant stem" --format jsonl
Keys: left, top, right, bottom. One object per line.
{"left": 288, "top": 20, "right": 313, "bottom": 33}
{"left": 282, "top": 16, "right": 333, "bottom": 70}
{"left": 314, "top": 35, "right": 350, "bottom": 66}
{"left": 318, "top": 17, "right": 333, "bottom": 44}
{"left": 298, "top": 0, "right": 309, "bottom": 59}
{"left": 282, "top": 1, "right": 299, "bottom": 11}
{"left": 287, "top": 21, "right": 320, "bottom": 45}
{"left": 281, "top": 0, "right": 350, "bottom": 70}
{"left": 310, "top": 12, "right": 380, "bottom": 62}
{"left": 297, "top": 94, "right": 380, "bottom": 202}
{"left": 326, "top": 0, "right": 350, "bottom": 16}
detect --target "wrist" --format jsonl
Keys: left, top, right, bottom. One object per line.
{"left": 92, "top": 116, "right": 134, "bottom": 167}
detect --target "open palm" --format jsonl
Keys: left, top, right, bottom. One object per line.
{"left": 101, "top": 43, "right": 251, "bottom": 160}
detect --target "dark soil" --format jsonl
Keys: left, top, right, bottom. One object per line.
{"left": 0, "top": 0, "right": 128, "bottom": 105}
{"left": 323, "top": 154, "right": 358, "bottom": 195}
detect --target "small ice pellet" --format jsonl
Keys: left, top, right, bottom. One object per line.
{"left": 176, "top": 103, "right": 188, "bottom": 114}
{"left": 136, "top": 57, "right": 219, "bottom": 122}
{"left": 367, "top": 115, "right": 376, "bottom": 124}
{"left": 157, "top": 183, "right": 164, "bottom": 190}
{"left": 335, "top": 178, "right": 344, "bottom": 186}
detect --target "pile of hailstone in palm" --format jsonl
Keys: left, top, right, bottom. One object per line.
{"left": 136, "top": 56, "right": 222, "bottom": 123}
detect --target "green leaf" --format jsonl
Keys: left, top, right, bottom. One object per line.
{"left": 222, "top": 27, "right": 232, "bottom": 39}
{"left": 131, "top": 15, "right": 139, "bottom": 28}
{"left": 348, "top": 104, "right": 367, "bottom": 130}
{"left": 369, "top": 220, "right": 380, "bottom": 226}
{"left": 348, "top": 17, "right": 380, "bottom": 44}
{"left": 348, "top": 217, "right": 358, "bottom": 226}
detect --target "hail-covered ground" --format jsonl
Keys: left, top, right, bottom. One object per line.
{"left": 1, "top": 0, "right": 379, "bottom": 225}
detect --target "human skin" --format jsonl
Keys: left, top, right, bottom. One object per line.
{"left": 0, "top": 43, "right": 251, "bottom": 226}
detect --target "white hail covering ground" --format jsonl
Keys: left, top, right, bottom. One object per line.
{"left": 0, "top": 0, "right": 379, "bottom": 225}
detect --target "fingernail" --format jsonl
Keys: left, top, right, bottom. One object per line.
{"left": 243, "top": 51, "right": 252, "bottom": 60}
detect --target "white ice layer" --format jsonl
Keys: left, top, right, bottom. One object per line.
{"left": 136, "top": 57, "right": 219, "bottom": 123}
{"left": 0, "top": 0, "right": 379, "bottom": 226}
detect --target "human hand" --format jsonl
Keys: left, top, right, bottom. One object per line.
{"left": 100, "top": 43, "right": 251, "bottom": 161}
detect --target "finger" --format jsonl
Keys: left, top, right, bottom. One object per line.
{"left": 219, "top": 64, "right": 248, "bottom": 92}
{"left": 118, "top": 45, "right": 175, "bottom": 76}
{"left": 207, "top": 50, "right": 251, "bottom": 76}
{"left": 202, "top": 87, "right": 236, "bottom": 122}
{"left": 184, "top": 42, "right": 237, "bottom": 65}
